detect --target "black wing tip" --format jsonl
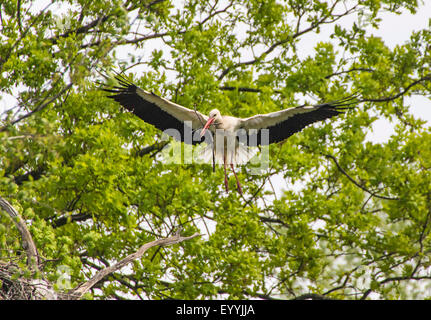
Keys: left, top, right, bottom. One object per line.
{"left": 101, "top": 84, "right": 137, "bottom": 94}
{"left": 100, "top": 75, "right": 138, "bottom": 98}
{"left": 315, "top": 93, "right": 360, "bottom": 111}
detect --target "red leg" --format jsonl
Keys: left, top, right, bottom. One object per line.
{"left": 230, "top": 164, "right": 243, "bottom": 195}
{"left": 223, "top": 155, "right": 229, "bottom": 192}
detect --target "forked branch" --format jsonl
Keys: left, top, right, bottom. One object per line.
{"left": 67, "top": 231, "right": 203, "bottom": 299}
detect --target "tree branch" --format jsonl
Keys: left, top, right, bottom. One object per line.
{"left": 48, "top": 0, "right": 166, "bottom": 44}
{"left": 361, "top": 273, "right": 431, "bottom": 299}
{"left": 13, "top": 165, "right": 46, "bottom": 186}
{"left": 219, "top": 86, "right": 283, "bottom": 95}
{"left": 359, "top": 74, "right": 431, "bottom": 103}
{"left": 0, "top": 2, "right": 53, "bottom": 71}
{"left": 50, "top": 15, "right": 111, "bottom": 45}
{"left": 198, "top": 1, "right": 234, "bottom": 26}
{"left": 17, "top": 0, "right": 23, "bottom": 35}
{"left": 51, "top": 212, "right": 92, "bottom": 228}
{"left": 292, "top": 293, "right": 334, "bottom": 300}
{"left": 0, "top": 83, "right": 72, "bottom": 132}
{"left": 0, "top": 196, "right": 39, "bottom": 271}
{"left": 324, "top": 67, "right": 375, "bottom": 79}
{"left": 135, "top": 140, "right": 170, "bottom": 157}
{"left": 80, "top": 29, "right": 188, "bottom": 49}
{"left": 219, "top": 67, "right": 373, "bottom": 95}
{"left": 217, "top": 3, "right": 358, "bottom": 80}
{"left": 322, "top": 152, "right": 400, "bottom": 201}
{"left": 67, "top": 231, "right": 203, "bottom": 299}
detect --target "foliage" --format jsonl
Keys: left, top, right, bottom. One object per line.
{"left": 0, "top": 0, "right": 430, "bottom": 299}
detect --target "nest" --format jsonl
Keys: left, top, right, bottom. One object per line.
{"left": 0, "top": 261, "right": 58, "bottom": 300}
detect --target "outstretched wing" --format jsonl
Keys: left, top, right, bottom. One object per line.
{"left": 239, "top": 96, "right": 357, "bottom": 146}
{"left": 103, "top": 75, "right": 210, "bottom": 145}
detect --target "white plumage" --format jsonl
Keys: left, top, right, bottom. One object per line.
{"left": 104, "top": 75, "right": 356, "bottom": 194}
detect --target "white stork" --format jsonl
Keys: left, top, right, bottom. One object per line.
{"left": 103, "top": 75, "right": 356, "bottom": 195}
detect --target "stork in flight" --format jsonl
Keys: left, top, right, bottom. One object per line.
{"left": 103, "top": 75, "right": 356, "bottom": 195}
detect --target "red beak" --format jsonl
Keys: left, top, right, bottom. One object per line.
{"left": 200, "top": 118, "right": 215, "bottom": 137}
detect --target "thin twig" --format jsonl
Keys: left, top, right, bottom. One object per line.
{"left": 0, "top": 83, "right": 73, "bottom": 132}
{"left": 0, "top": 2, "right": 53, "bottom": 71}
{"left": 322, "top": 152, "right": 400, "bottom": 201}
{"left": 218, "top": 2, "right": 358, "bottom": 80}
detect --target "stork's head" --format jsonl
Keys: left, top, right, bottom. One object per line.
{"left": 208, "top": 109, "right": 222, "bottom": 122}
{"left": 200, "top": 109, "right": 222, "bottom": 137}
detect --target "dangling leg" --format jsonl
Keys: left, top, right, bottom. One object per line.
{"left": 223, "top": 154, "right": 229, "bottom": 192}
{"left": 230, "top": 164, "right": 243, "bottom": 195}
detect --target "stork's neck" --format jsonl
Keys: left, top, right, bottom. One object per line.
{"left": 213, "top": 119, "right": 223, "bottom": 129}
{"left": 217, "top": 115, "right": 241, "bottom": 131}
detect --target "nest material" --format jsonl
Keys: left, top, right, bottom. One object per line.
{"left": 0, "top": 262, "right": 34, "bottom": 300}
{"left": 0, "top": 261, "right": 57, "bottom": 300}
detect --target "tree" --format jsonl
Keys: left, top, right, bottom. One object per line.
{"left": 0, "top": 0, "right": 430, "bottom": 300}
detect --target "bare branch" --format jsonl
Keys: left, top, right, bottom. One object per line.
{"left": 67, "top": 231, "right": 203, "bottom": 299}
{"left": 0, "top": 196, "right": 39, "bottom": 271}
